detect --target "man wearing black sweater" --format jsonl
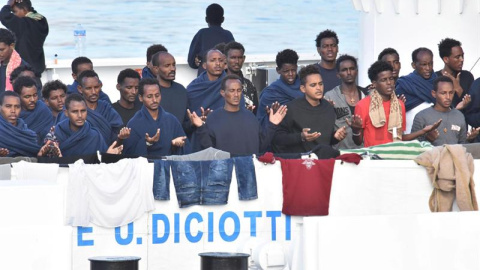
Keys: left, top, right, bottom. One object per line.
{"left": 0, "top": 0, "right": 48, "bottom": 75}
{"left": 188, "top": 74, "right": 287, "bottom": 155}
{"left": 273, "top": 64, "right": 347, "bottom": 158}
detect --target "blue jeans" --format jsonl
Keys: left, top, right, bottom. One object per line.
{"left": 170, "top": 159, "right": 233, "bottom": 208}
{"left": 232, "top": 156, "right": 257, "bottom": 200}
{"left": 153, "top": 157, "right": 257, "bottom": 207}
{"left": 153, "top": 160, "right": 170, "bottom": 200}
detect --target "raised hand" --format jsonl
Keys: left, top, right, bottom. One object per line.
{"left": 246, "top": 105, "right": 256, "bottom": 113}
{"left": 37, "top": 141, "right": 62, "bottom": 157}
{"left": 268, "top": 104, "right": 287, "bottom": 125}
{"left": 422, "top": 119, "right": 442, "bottom": 134}
{"left": 265, "top": 101, "right": 280, "bottom": 115}
{"left": 200, "top": 107, "right": 212, "bottom": 122}
{"left": 145, "top": 128, "right": 160, "bottom": 145}
{"left": 0, "top": 148, "right": 9, "bottom": 157}
{"left": 107, "top": 141, "right": 123, "bottom": 155}
{"left": 346, "top": 114, "right": 363, "bottom": 131}
{"left": 467, "top": 127, "right": 480, "bottom": 141}
{"left": 456, "top": 94, "right": 471, "bottom": 110}
{"left": 442, "top": 70, "right": 463, "bottom": 97}
{"left": 187, "top": 109, "right": 204, "bottom": 127}
{"left": 334, "top": 126, "right": 347, "bottom": 141}
{"left": 171, "top": 136, "right": 187, "bottom": 147}
{"left": 117, "top": 127, "right": 131, "bottom": 140}
{"left": 301, "top": 128, "right": 321, "bottom": 142}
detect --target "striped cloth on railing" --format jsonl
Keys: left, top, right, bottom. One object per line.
{"left": 340, "top": 140, "right": 433, "bottom": 160}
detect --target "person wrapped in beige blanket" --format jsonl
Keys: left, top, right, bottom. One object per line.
{"left": 415, "top": 144, "right": 478, "bottom": 212}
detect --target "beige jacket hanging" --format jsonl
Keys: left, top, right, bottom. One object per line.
{"left": 414, "top": 144, "right": 478, "bottom": 212}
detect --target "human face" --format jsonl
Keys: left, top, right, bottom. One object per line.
{"left": 0, "top": 42, "right": 14, "bottom": 63}
{"left": 412, "top": 51, "right": 433, "bottom": 79}
{"left": 155, "top": 54, "right": 176, "bottom": 83}
{"left": 337, "top": 60, "right": 357, "bottom": 84}
{"left": 45, "top": 89, "right": 66, "bottom": 113}
{"left": 203, "top": 51, "right": 224, "bottom": 80}
{"left": 65, "top": 100, "right": 87, "bottom": 132}
{"left": 78, "top": 77, "right": 101, "bottom": 105}
{"left": 317, "top": 37, "right": 338, "bottom": 63}
{"left": 300, "top": 74, "right": 324, "bottom": 106}
{"left": 277, "top": 63, "right": 297, "bottom": 85}
{"left": 432, "top": 81, "right": 454, "bottom": 111}
{"left": 20, "top": 86, "right": 38, "bottom": 111}
{"left": 72, "top": 63, "right": 93, "bottom": 81}
{"left": 226, "top": 49, "right": 245, "bottom": 74}
{"left": 373, "top": 71, "right": 395, "bottom": 100}
{"left": 139, "top": 84, "right": 161, "bottom": 112}
{"left": 221, "top": 79, "right": 242, "bottom": 110}
{"left": 444, "top": 46, "right": 464, "bottom": 73}
{"left": 0, "top": 96, "right": 21, "bottom": 126}
{"left": 381, "top": 54, "right": 401, "bottom": 80}
{"left": 12, "top": 6, "right": 28, "bottom": 18}
{"left": 117, "top": 77, "right": 139, "bottom": 104}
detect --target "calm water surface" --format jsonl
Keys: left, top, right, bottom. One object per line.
{"left": 34, "top": 0, "right": 360, "bottom": 61}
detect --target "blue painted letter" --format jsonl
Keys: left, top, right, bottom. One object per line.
{"left": 152, "top": 214, "right": 170, "bottom": 244}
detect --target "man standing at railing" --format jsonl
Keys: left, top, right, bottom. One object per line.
{"left": 188, "top": 74, "right": 286, "bottom": 155}
{"left": 0, "top": 0, "right": 48, "bottom": 76}
{"left": 188, "top": 3, "right": 234, "bottom": 76}
{"left": 151, "top": 51, "right": 190, "bottom": 132}
{"left": 225, "top": 41, "right": 258, "bottom": 115}
{"left": 314, "top": 29, "right": 341, "bottom": 93}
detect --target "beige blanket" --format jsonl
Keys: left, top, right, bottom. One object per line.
{"left": 414, "top": 144, "right": 478, "bottom": 212}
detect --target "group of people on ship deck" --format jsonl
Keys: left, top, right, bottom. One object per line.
{"left": 0, "top": 2, "right": 479, "bottom": 159}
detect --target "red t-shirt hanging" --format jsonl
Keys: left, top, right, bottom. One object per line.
{"left": 279, "top": 158, "right": 335, "bottom": 216}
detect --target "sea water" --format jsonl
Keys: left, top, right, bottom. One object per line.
{"left": 34, "top": 0, "right": 359, "bottom": 61}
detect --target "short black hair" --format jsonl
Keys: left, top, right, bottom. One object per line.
{"left": 10, "top": 65, "right": 37, "bottom": 84}
{"left": 13, "top": 76, "right": 36, "bottom": 95}
{"left": 221, "top": 74, "right": 241, "bottom": 90}
{"left": 368, "top": 60, "right": 393, "bottom": 81}
{"left": 146, "top": 44, "right": 168, "bottom": 63}
{"left": 438, "top": 38, "right": 462, "bottom": 59}
{"left": 151, "top": 51, "right": 171, "bottom": 67}
{"left": 411, "top": 47, "right": 433, "bottom": 63}
{"left": 378, "top": 48, "right": 399, "bottom": 61}
{"left": 225, "top": 41, "right": 245, "bottom": 56}
{"left": 0, "top": 28, "right": 16, "bottom": 45}
{"left": 77, "top": 70, "right": 99, "bottom": 87}
{"left": 335, "top": 54, "right": 358, "bottom": 72}
{"left": 42, "top": 80, "right": 67, "bottom": 99}
{"left": 299, "top": 65, "right": 321, "bottom": 85}
{"left": 276, "top": 49, "right": 299, "bottom": 69}
{"left": 13, "top": 0, "right": 33, "bottom": 12}
{"left": 214, "top": 42, "right": 226, "bottom": 54}
{"left": 71, "top": 57, "right": 92, "bottom": 74}
{"left": 65, "top": 93, "right": 86, "bottom": 110}
{"left": 117, "top": 68, "right": 141, "bottom": 84}
{"left": 433, "top": 76, "right": 454, "bottom": 91}
{"left": 0, "top": 91, "right": 20, "bottom": 106}
{"left": 203, "top": 49, "right": 224, "bottom": 63}
{"left": 315, "top": 29, "right": 339, "bottom": 47}
{"left": 138, "top": 78, "right": 160, "bottom": 96}
{"left": 206, "top": 3, "right": 224, "bottom": 25}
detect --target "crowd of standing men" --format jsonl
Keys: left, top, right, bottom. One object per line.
{"left": 0, "top": 2, "right": 479, "bottom": 159}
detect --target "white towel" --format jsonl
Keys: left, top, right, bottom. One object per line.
{"left": 0, "top": 164, "right": 11, "bottom": 180}
{"left": 66, "top": 157, "right": 154, "bottom": 227}
{"left": 11, "top": 161, "right": 59, "bottom": 182}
